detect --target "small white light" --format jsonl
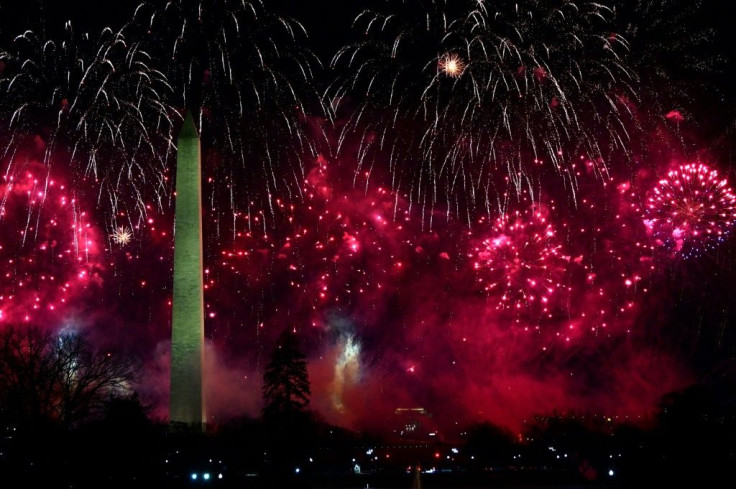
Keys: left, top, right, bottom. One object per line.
{"left": 295, "top": 467, "right": 301, "bottom": 474}
{"left": 218, "top": 473, "right": 223, "bottom": 479}
{"left": 190, "top": 473, "right": 197, "bottom": 480}
{"left": 609, "top": 469, "right": 615, "bottom": 477}
{"left": 203, "top": 473, "right": 210, "bottom": 480}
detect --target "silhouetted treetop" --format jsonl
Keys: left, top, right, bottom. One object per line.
{"left": 262, "top": 330, "right": 310, "bottom": 419}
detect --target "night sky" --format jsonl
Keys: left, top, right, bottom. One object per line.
{"left": 1, "top": 1, "right": 735, "bottom": 438}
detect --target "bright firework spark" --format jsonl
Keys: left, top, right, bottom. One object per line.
{"left": 110, "top": 226, "right": 133, "bottom": 246}
{"left": 644, "top": 162, "right": 736, "bottom": 257}
{"left": 438, "top": 52, "right": 464, "bottom": 78}
{"left": 471, "top": 204, "right": 570, "bottom": 327}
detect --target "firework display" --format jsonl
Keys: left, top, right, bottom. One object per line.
{"left": 438, "top": 53, "right": 465, "bottom": 78}
{"left": 0, "top": 0, "right": 734, "bottom": 434}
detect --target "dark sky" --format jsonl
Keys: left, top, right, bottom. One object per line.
{"left": 0, "top": 0, "right": 359, "bottom": 59}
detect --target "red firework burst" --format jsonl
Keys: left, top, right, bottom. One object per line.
{"left": 471, "top": 205, "right": 569, "bottom": 324}
{"left": 644, "top": 162, "right": 736, "bottom": 257}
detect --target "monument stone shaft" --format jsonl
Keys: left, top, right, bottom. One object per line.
{"left": 170, "top": 112, "right": 205, "bottom": 426}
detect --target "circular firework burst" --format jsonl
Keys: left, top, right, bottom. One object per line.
{"left": 644, "top": 162, "right": 736, "bottom": 257}
{"left": 471, "top": 205, "right": 569, "bottom": 324}
{"left": 438, "top": 52, "right": 465, "bottom": 78}
{"left": 110, "top": 226, "right": 132, "bottom": 246}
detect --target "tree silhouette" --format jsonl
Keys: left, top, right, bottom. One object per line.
{"left": 262, "top": 330, "right": 310, "bottom": 420}
{"left": 463, "top": 421, "right": 516, "bottom": 468}
{"left": 0, "top": 325, "right": 141, "bottom": 486}
{"left": 0, "top": 325, "right": 139, "bottom": 430}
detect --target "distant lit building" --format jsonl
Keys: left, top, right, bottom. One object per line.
{"left": 391, "top": 407, "right": 440, "bottom": 442}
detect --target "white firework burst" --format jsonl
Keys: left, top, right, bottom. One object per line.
{"left": 438, "top": 52, "right": 465, "bottom": 78}
{"left": 111, "top": 226, "right": 132, "bottom": 246}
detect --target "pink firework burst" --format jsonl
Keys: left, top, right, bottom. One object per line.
{"left": 471, "top": 205, "right": 569, "bottom": 324}
{"left": 645, "top": 162, "right": 736, "bottom": 257}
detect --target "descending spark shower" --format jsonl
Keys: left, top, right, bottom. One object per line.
{"left": 1, "top": 0, "right": 735, "bottom": 436}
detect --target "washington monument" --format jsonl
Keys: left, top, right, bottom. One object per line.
{"left": 169, "top": 112, "right": 205, "bottom": 427}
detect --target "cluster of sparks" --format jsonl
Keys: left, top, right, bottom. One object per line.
{"left": 210, "top": 155, "right": 416, "bottom": 347}
{"left": 0, "top": 166, "right": 102, "bottom": 325}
